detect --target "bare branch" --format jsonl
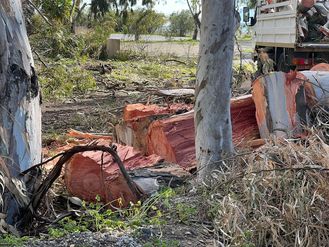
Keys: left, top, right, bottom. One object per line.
{"left": 26, "top": 0, "right": 52, "bottom": 26}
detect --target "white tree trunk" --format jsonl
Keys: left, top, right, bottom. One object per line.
{"left": 195, "top": 0, "right": 234, "bottom": 180}
{"left": 0, "top": 1, "right": 41, "bottom": 174}
{"left": 0, "top": 0, "right": 42, "bottom": 226}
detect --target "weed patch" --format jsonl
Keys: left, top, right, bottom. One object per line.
{"left": 0, "top": 235, "right": 29, "bottom": 247}
{"left": 39, "top": 59, "right": 96, "bottom": 100}
{"left": 46, "top": 188, "right": 176, "bottom": 239}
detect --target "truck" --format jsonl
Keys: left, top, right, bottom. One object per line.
{"left": 243, "top": 0, "right": 329, "bottom": 72}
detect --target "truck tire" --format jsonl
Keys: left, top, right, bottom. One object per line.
{"left": 277, "top": 53, "right": 290, "bottom": 72}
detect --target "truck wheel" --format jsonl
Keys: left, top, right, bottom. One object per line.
{"left": 277, "top": 53, "right": 290, "bottom": 72}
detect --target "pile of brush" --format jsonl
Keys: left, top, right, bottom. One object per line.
{"left": 200, "top": 109, "right": 329, "bottom": 246}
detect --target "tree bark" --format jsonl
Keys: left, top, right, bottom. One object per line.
{"left": 195, "top": 0, "right": 234, "bottom": 180}
{"left": 192, "top": 26, "right": 198, "bottom": 40}
{"left": 0, "top": 0, "right": 41, "bottom": 224}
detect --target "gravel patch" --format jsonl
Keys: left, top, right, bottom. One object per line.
{"left": 25, "top": 232, "right": 141, "bottom": 247}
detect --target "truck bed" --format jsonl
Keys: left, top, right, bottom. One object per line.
{"left": 255, "top": 0, "right": 329, "bottom": 49}
{"left": 256, "top": 1, "right": 297, "bottom": 47}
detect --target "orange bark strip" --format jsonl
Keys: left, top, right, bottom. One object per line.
{"left": 64, "top": 142, "right": 162, "bottom": 207}
{"left": 67, "top": 129, "right": 112, "bottom": 140}
{"left": 252, "top": 77, "right": 270, "bottom": 138}
{"left": 285, "top": 72, "right": 306, "bottom": 131}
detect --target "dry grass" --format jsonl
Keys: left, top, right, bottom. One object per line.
{"left": 199, "top": 112, "right": 329, "bottom": 246}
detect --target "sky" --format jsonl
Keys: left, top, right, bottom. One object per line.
{"left": 84, "top": 0, "right": 189, "bottom": 16}
{"left": 153, "top": 0, "right": 188, "bottom": 15}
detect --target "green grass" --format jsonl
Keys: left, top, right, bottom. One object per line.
{"left": 238, "top": 34, "right": 253, "bottom": 41}
{"left": 242, "top": 48, "right": 254, "bottom": 53}
{"left": 0, "top": 235, "right": 30, "bottom": 247}
{"left": 39, "top": 59, "right": 96, "bottom": 101}
{"left": 45, "top": 188, "right": 176, "bottom": 239}
{"left": 110, "top": 57, "right": 196, "bottom": 88}
{"left": 144, "top": 239, "right": 180, "bottom": 247}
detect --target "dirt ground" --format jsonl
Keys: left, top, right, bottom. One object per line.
{"left": 41, "top": 83, "right": 184, "bottom": 142}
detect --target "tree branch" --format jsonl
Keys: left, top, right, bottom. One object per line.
{"left": 26, "top": 0, "right": 52, "bottom": 26}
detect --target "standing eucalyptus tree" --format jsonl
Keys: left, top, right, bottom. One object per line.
{"left": 195, "top": 0, "right": 236, "bottom": 180}
{"left": 0, "top": 0, "right": 41, "bottom": 229}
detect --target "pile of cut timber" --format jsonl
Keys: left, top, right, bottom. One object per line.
{"left": 115, "top": 95, "right": 260, "bottom": 170}
{"left": 60, "top": 66, "right": 329, "bottom": 207}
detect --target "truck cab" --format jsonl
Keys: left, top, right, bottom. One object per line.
{"left": 244, "top": 0, "right": 329, "bottom": 71}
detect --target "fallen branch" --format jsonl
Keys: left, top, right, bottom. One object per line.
{"left": 164, "top": 59, "right": 187, "bottom": 65}
{"left": 32, "top": 50, "right": 48, "bottom": 68}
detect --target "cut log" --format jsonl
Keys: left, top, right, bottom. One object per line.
{"left": 255, "top": 70, "right": 329, "bottom": 135}
{"left": 146, "top": 95, "right": 260, "bottom": 170}
{"left": 64, "top": 142, "right": 163, "bottom": 207}
{"left": 231, "top": 95, "right": 260, "bottom": 146}
{"left": 147, "top": 111, "right": 196, "bottom": 170}
{"left": 115, "top": 117, "right": 159, "bottom": 153}
{"left": 123, "top": 103, "right": 169, "bottom": 122}
{"left": 123, "top": 103, "right": 193, "bottom": 122}
{"left": 116, "top": 103, "right": 193, "bottom": 153}
{"left": 115, "top": 122, "right": 135, "bottom": 147}
{"left": 252, "top": 71, "right": 308, "bottom": 138}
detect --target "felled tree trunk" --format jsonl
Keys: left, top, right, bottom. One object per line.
{"left": 0, "top": 1, "right": 41, "bottom": 225}
{"left": 195, "top": 0, "right": 235, "bottom": 180}
{"left": 147, "top": 95, "right": 260, "bottom": 171}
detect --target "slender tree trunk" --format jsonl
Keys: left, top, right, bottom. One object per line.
{"left": 135, "top": 32, "right": 140, "bottom": 41}
{"left": 0, "top": 0, "right": 41, "bottom": 224}
{"left": 192, "top": 26, "right": 198, "bottom": 40}
{"left": 195, "top": 0, "right": 234, "bottom": 180}
{"left": 187, "top": 0, "right": 201, "bottom": 40}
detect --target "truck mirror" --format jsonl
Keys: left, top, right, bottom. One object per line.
{"left": 243, "top": 7, "right": 250, "bottom": 23}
